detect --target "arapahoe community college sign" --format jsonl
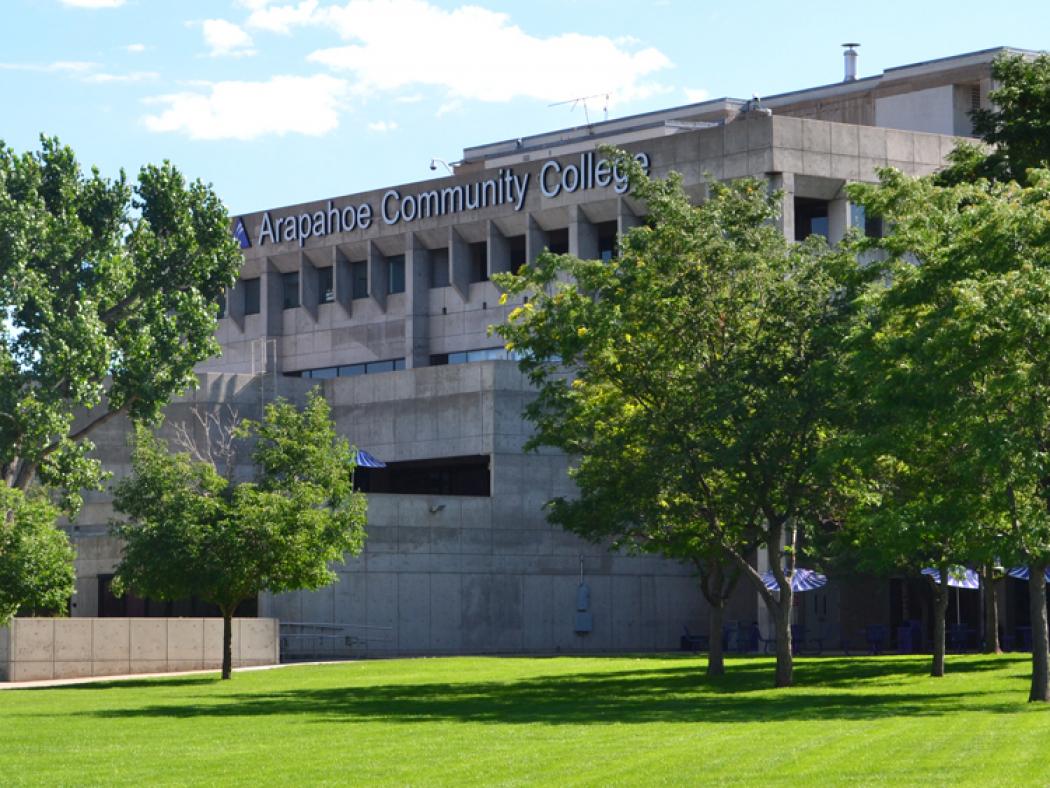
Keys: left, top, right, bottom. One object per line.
{"left": 253, "top": 152, "right": 651, "bottom": 248}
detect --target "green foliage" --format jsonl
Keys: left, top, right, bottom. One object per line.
{"left": 0, "top": 136, "right": 242, "bottom": 509}
{"left": 939, "top": 52, "right": 1050, "bottom": 186}
{"left": 0, "top": 486, "right": 75, "bottom": 626}
{"left": 842, "top": 166, "right": 1050, "bottom": 585}
{"left": 495, "top": 151, "right": 856, "bottom": 612}
{"left": 111, "top": 389, "right": 367, "bottom": 614}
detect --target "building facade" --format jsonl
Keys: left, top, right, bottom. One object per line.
{"left": 67, "top": 47, "right": 1027, "bottom": 655}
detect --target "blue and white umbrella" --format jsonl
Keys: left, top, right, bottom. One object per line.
{"left": 761, "top": 567, "right": 828, "bottom": 593}
{"left": 1007, "top": 566, "right": 1050, "bottom": 583}
{"left": 353, "top": 449, "right": 386, "bottom": 468}
{"left": 921, "top": 566, "right": 979, "bottom": 625}
{"left": 920, "top": 566, "right": 980, "bottom": 589}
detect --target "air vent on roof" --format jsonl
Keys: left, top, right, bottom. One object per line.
{"left": 842, "top": 43, "right": 860, "bottom": 82}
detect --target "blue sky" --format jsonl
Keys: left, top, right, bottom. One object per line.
{"left": 3, "top": 0, "right": 1049, "bottom": 216}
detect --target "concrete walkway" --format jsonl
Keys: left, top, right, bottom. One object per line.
{"left": 0, "top": 660, "right": 345, "bottom": 690}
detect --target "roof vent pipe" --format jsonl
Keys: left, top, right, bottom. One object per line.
{"left": 842, "top": 43, "right": 860, "bottom": 82}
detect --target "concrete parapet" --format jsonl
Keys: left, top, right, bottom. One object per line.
{"left": 0, "top": 618, "right": 280, "bottom": 682}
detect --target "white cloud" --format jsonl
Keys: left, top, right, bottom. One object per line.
{"left": 684, "top": 88, "right": 710, "bottom": 103}
{"left": 125, "top": 43, "right": 146, "bottom": 53}
{"left": 59, "top": 0, "right": 125, "bottom": 7}
{"left": 142, "top": 74, "right": 348, "bottom": 140}
{"left": 201, "top": 19, "right": 256, "bottom": 57}
{"left": 87, "top": 71, "right": 159, "bottom": 83}
{"left": 0, "top": 60, "right": 97, "bottom": 73}
{"left": 243, "top": 1, "right": 671, "bottom": 105}
{"left": 367, "top": 120, "right": 397, "bottom": 132}
{"left": 394, "top": 93, "right": 423, "bottom": 104}
{"left": 245, "top": 0, "right": 320, "bottom": 34}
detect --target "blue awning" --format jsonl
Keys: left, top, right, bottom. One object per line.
{"left": 1007, "top": 566, "right": 1050, "bottom": 583}
{"left": 353, "top": 449, "right": 386, "bottom": 468}
{"left": 761, "top": 567, "right": 827, "bottom": 592}
{"left": 921, "top": 566, "right": 980, "bottom": 589}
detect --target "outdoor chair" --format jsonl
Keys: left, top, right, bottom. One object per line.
{"left": 680, "top": 625, "right": 707, "bottom": 652}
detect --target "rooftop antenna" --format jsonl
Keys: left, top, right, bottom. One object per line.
{"left": 842, "top": 43, "right": 860, "bottom": 82}
{"left": 549, "top": 92, "right": 611, "bottom": 126}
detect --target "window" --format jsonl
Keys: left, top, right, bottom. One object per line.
{"left": 287, "top": 358, "right": 405, "bottom": 379}
{"left": 430, "top": 248, "right": 450, "bottom": 288}
{"left": 317, "top": 267, "right": 334, "bottom": 304}
{"left": 243, "top": 278, "right": 260, "bottom": 315}
{"left": 97, "top": 574, "right": 256, "bottom": 618}
{"left": 794, "top": 197, "right": 829, "bottom": 240}
{"left": 469, "top": 242, "right": 487, "bottom": 282}
{"left": 351, "top": 260, "right": 368, "bottom": 299}
{"left": 596, "top": 221, "right": 618, "bottom": 262}
{"left": 388, "top": 254, "right": 406, "bottom": 294}
{"left": 282, "top": 271, "right": 300, "bottom": 309}
{"left": 850, "top": 204, "right": 884, "bottom": 239}
{"left": 547, "top": 228, "right": 569, "bottom": 255}
{"left": 430, "top": 347, "right": 518, "bottom": 366}
{"left": 508, "top": 235, "right": 526, "bottom": 269}
{"left": 216, "top": 291, "right": 226, "bottom": 319}
{"left": 354, "top": 455, "right": 491, "bottom": 496}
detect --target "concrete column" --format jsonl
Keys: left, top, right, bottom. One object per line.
{"left": 525, "top": 214, "right": 545, "bottom": 265}
{"left": 334, "top": 247, "right": 353, "bottom": 320}
{"left": 301, "top": 252, "right": 319, "bottom": 322}
{"left": 405, "top": 233, "right": 429, "bottom": 369}
{"left": 488, "top": 220, "right": 511, "bottom": 276}
{"left": 228, "top": 277, "right": 246, "bottom": 330}
{"left": 262, "top": 259, "right": 283, "bottom": 336}
{"left": 569, "top": 205, "right": 598, "bottom": 260}
{"left": 769, "top": 172, "right": 795, "bottom": 243}
{"left": 449, "top": 227, "right": 470, "bottom": 302}
{"left": 828, "top": 194, "right": 850, "bottom": 246}
{"left": 617, "top": 197, "right": 641, "bottom": 237}
{"left": 368, "top": 240, "right": 387, "bottom": 313}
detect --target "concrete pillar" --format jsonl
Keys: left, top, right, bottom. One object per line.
{"left": 617, "top": 197, "right": 641, "bottom": 238}
{"left": 405, "top": 233, "right": 429, "bottom": 369}
{"left": 569, "top": 205, "right": 598, "bottom": 260}
{"left": 262, "top": 259, "right": 283, "bottom": 336}
{"left": 334, "top": 246, "right": 353, "bottom": 320}
{"left": 828, "top": 195, "right": 850, "bottom": 246}
{"left": 228, "top": 277, "right": 246, "bottom": 330}
{"left": 301, "top": 252, "right": 319, "bottom": 322}
{"left": 525, "top": 214, "right": 545, "bottom": 265}
{"left": 449, "top": 227, "right": 470, "bottom": 302}
{"left": 770, "top": 172, "right": 795, "bottom": 243}
{"left": 488, "top": 220, "right": 511, "bottom": 275}
{"left": 368, "top": 240, "right": 387, "bottom": 313}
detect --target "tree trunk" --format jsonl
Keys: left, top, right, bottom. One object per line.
{"left": 221, "top": 608, "right": 233, "bottom": 680}
{"left": 931, "top": 579, "right": 948, "bottom": 677}
{"left": 982, "top": 565, "right": 1001, "bottom": 654}
{"left": 773, "top": 594, "right": 793, "bottom": 688}
{"left": 707, "top": 599, "right": 725, "bottom": 677}
{"left": 1029, "top": 562, "right": 1050, "bottom": 703}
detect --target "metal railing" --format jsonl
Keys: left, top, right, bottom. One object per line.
{"left": 279, "top": 621, "right": 393, "bottom": 660}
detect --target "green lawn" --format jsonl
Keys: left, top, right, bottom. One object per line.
{"left": 2, "top": 653, "right": 1049, "bottom": 786}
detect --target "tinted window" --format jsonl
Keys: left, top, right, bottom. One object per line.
{"left": 430, "top": 248, "right": 450, "bottom": 288}
{"left": 282, "top": 271, "right": 300, "bottom": 309}
{"left": 351, "top": 261, "right": 368, "bottom": 299}
{"left": 469, "top": 242, "right": 487, "bottom": 282}
{"left": 243, "top": 278, "right": 260, "bottom": 315}
{"left": 388, "top": 254, "right": 406, "bottom": 294}
{"left": 318, "top": 267, "right": 334, "bottom": 303}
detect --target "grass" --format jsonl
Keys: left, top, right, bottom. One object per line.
{"left": 2, "top": 654, "right": 1050, "bottom": 786}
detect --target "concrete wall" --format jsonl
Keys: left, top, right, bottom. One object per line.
{"left": 0, "top": 618, "right": 279, "bottom": 682}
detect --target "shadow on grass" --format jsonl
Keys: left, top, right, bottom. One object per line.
{"left": 78, "top": 655, "right": 1037, "bottom": 726}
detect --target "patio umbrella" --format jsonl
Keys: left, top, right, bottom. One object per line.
{"left": 760, "top": 567, "right": 827, "bottom": 592}
{"left": 353, "top": 449, "right": 387, "bottom": 468}
{"left": 1006, "top": 566, "right": 1050, "bottom": 583}
{"left": 921, "top": 567, "right": 980, "bottom": 625}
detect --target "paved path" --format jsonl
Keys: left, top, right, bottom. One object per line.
{"left": 0, "top": 661, "right": 345, "bottom": 690}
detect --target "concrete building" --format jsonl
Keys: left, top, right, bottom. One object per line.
{"left": 66, "top": 46, "right": 1029, "bottom": 656}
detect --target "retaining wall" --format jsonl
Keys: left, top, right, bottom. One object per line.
{"left": 0, "top": 618, "right": 279, "bottom": 682}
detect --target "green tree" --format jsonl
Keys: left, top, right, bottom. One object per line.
{"left": 496, "top": 152, "right": 854, "bottom": 688}
{"left": 1, "top": 136, "right": 241, "bottom": 502}
{"left": 0, "top": 487, "right": 75, "bottom": 626}
{"left": 845, "top": 168, "right": 1050, "bottom": 700}
{"left": 0, "top": 136, "right": 240, "bottom": 629}
{"left": 939, "top": 52, "right": 1050, "bottom": 186}
{"left": 112, "top": 390, "right": 367, "bottom": 679}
